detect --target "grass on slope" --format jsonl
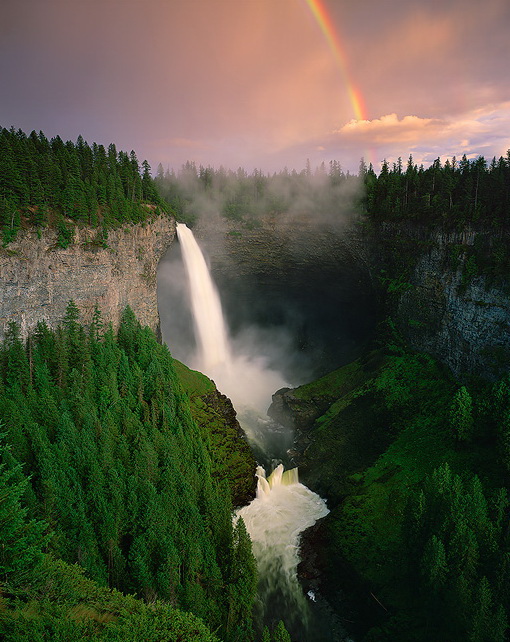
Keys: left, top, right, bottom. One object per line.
{"left": 173, "top": 360, "right": 256, "bottom": 506}
{"left": 0, "top": 556, "right": 218, "bottom": 642}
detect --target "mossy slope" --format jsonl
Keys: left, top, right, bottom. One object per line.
{"left": 173, "top": 360, "right": 256, "bottom": 507}
{"left": 292, "top": 348, "right": 507, "bottom": 638}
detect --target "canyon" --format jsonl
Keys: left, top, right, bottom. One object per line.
{"left": 1, "top": 214, "right": 509, "bottom": 384}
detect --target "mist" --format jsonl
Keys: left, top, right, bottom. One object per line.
{"left": 157, "top": 163, "right": 371, "bottom": 459}
{"left": 155, "top": 160, "right": 364, "bottom": 233}
{"left": 158, "top": 251, "right": 297, "bottom": 460}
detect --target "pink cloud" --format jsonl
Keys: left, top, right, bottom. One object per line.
{"left": 338, "top": 113, "right": 444, "bottom": 144}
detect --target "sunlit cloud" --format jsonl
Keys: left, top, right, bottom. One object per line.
{"left": 275, "top": 101, "right": 510, "bottom": 174}
{"left": 338, "top": 113, "right": 443, "bottom": 144}
{"left": 334, "top": 103, "right": 510, "bottom": 160}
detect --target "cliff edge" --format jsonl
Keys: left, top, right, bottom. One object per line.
{"left": 0, "top": 215, "right": 175, "bottom": 340}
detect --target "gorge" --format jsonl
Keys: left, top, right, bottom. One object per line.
{"left": 2, "top": 208, "right": 510, "bottom": 640}
{"left": 3, "top": 127, "right": 510, "bottom": 640}
{"left": 158, "top": 213, "right": 510, "bottom": 640}
{"left": 172, "top": 223, "right": 332, "bottom": 641}
{"left": 3, "top": 211, "right": 507, "bottom": 387}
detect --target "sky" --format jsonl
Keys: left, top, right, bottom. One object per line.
{"left": 1, "top": 0, "right": 510, "bottom": 174}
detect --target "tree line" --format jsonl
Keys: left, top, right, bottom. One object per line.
{"left": 3, "top": 124, "right": 509, "bottom": 244}
{"left": 0, "top": 126, "right": 167, "bottom": 246}
{"left": 153, "top": 151, "right": 510, "bottom": 230}
{"left": 361, "top": 152, "right": 510, "bottom": 226}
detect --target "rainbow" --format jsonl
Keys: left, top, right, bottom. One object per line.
{"left": 302, "top": 0, "right": 368, "bottom": 121}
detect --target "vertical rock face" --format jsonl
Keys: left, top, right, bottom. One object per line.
{"left": 185, "top": 216, "right": 379, "bottom": 378}
{"left": 0, "top": 216, "right": 175, "bottom": 340}
{"left": 395, "top": 229, "right": 510, "bottom": 379}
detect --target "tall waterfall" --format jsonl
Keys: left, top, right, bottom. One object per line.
{"left": 176, "top": 222, "right": 287, "bottom": 431}
{"left": 176, "top": 223, "right": 230, "bottom": 369}
{"left": 176, "top": 223, "right": 331, "bottom": 640}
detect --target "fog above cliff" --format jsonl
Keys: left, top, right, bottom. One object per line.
{"left": 157, "top": 166, "right": 374, "bottom": 389}
{"left": 156, "top": 162, "right": 364, "bottom": 237}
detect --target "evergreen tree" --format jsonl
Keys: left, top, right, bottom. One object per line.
{"left": 0, "top": 434, "right": 48, "bottom": 588}
{"left": 449, "top": 386, "right": 474, "bottom": 442}
{"left": 226, "top": 517, "right": 257, "bottom": 641}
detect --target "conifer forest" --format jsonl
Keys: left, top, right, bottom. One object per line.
{"left": 2, "top": 128, "right": 510, "bottom": 641}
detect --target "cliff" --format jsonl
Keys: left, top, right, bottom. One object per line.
{"left": 166, "top": 215, "right": 510, "bottom": 382}
{"left": 0, "top": 215, "right": 175, "bottom": 340}
{"left": 186, "top": 215, "right": 379, "bottom": 379}
{"left": 390, "top": 227, "right": 510, "bottom": 379}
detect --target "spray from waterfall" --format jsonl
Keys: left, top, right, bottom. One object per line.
{"left": 176, "top": 222, "right": 290, "bottom": 457}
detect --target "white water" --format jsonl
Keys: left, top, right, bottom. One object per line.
{"left": 176, "top": 223, "right": 330, "bottom": 637}
{"left": 237, "top": 464, "right": 329, "bottom": 633}
{"left": 176, "top": 223, "right": 289, "bottom": 454}
{"left": 176, "top": 223, "right": 230, "bottom": 370}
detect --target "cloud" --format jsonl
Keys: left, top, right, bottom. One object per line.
{"left": 272, "top": 101, "right": 510, "bottom": 174}
{"left": 2, "top": 0, "right": 509, "bottom": 174}
{"left": 335, "top": 102, "right": 510, "bottom": 160}
{"left": 338, "top": 113, "right": 444, "bottom": 144}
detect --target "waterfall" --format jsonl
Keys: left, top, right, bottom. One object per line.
{"left": 176, "top": 222, "right": 287, "bottom": 435}
{"left": 176, "top": 223, "right": 331, "bottom": 639}
{"left": 237, "top": 464, "right": 329, "bottom": 637}
{"left": 176, "top": 223, "right": 230, "bottom": 370}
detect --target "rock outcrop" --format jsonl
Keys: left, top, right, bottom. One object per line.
{"left": 268, "top": 386, "right": 336, "bottom": 432}
{"left": 0, "top": 215, "right": 175, "bottom": 340}
{"left": 393, "top": 228, "right": 510, "bottom": 379}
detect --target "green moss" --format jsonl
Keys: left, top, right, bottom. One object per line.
{"left": 301, "top": 346, "right": 509, "bottom": 638}
{"left": 172, "top": 360, "right": 216, "bottom": 396}
{"left": 293, "top": 351, "right": 385, "bottom": 401}
{"left": 173, "top": 359, "right": 256, "bottom": 506}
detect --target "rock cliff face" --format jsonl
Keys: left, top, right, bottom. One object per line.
{"left": 0, "top": 215, "right": 175, "bottom": 340}
{"left": 393, "top": 229, "right": 510, "bottom": 379}
{"left": 189, "top": 215, "right": 379, "bottom": 379}
{"left": 3, "top": 211, "right": 507, "bottom": 384}
{"left": 171, "top": 216, "right": 510, "bottom": 382}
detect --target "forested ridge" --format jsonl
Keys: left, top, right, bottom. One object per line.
{"left": 0, "top": 126, "right": 168, "bottom": 247}
{"left": 0, "top": 304, "right": 266, "bottom": 641}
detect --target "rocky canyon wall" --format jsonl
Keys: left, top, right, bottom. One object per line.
{"left": 0, "top": 215, "right": 175, "bottom": 341}
{"left": 191, "top": 215, "right": 379, "bottom": 379}
{"left": 2, "top": 208, "right": 507, "bottom": 384}
{"left": 386, "top": 226, "right": 510, "bottom": 379}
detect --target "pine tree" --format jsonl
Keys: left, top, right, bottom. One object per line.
{"left": 469, "top": 576, "right": 493, "bottom": 641}
{"left": 272, "top": 621, "right": 292, "bottom": 642}
{"left": 0, "top": 434, "right": 48, "bottom": 588}
{"left": 422, "top": 534, "right": 448, "bottom": 589}
{"left": 449, "top": 386, "right": 474, "bottom": 442}
{"left": 226, "top": 517, "right": 257, "bottom": 641}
